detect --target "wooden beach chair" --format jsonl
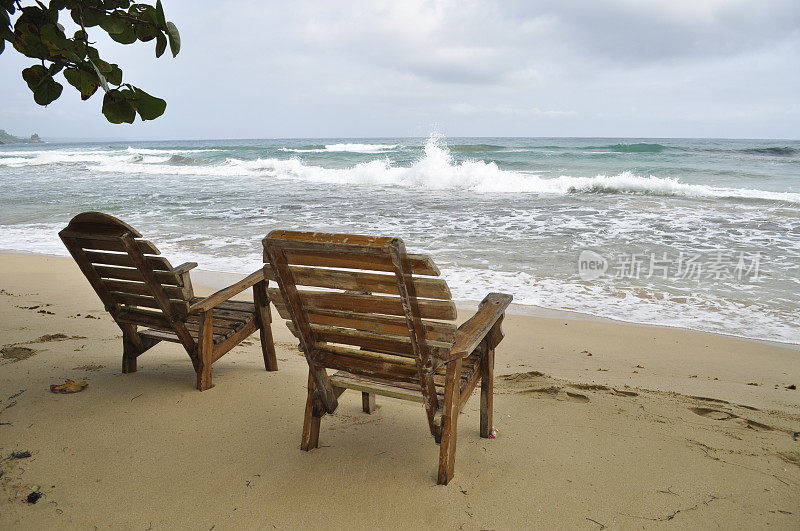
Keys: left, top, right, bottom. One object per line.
{"left": 263, "top": 230, "right": 512, "bottom": 484}
{"left": 59, "top": 212, "right": 278, "bottom": 391}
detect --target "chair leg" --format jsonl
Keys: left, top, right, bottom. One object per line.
{"left": 196, "top": 310, "right": 214, "bottom": 391}
{"left": 480, "top": 344, "right": 494, "bottom": 438}
{"left": 301, "top": 372, "right": 321, "bottom": 450}
{"left": 121, "top": 325, "right": 140, "bottom": 374}
{"left": 254, "top": 280, "right": 278, "bottom": 371}
{"left": 362, "top": 392, "right": 376, "bottom": 414}
{"left": 122, "top": 338, "right": 138, "bottom": 373}
{"left": 437, "top": 358, "right": 461, "bottom": 485}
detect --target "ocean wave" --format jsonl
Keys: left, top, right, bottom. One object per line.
{"left": 83, "top": 136, "right": 800, "bottom": 203}
{"left": 448, "top": 144, "right": 505, "bottom": 152}
{"left": 587, "top": 143, "right": 668, "bottom": 153}
{"left": 740, "top": 146, "right": 798, "bottom": 156}
{"left": 280, "top": 143, "right": 399, "bottom": 153}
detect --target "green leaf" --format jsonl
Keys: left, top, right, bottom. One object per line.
{"left": 95, "top": 58, "right": 112, "bottom": 73}
{"left": 40, "top": 22, "right": 68, "bottom": 50}
{"left": 106, "top": 64, "right": 122, "bottom": 85}
{"left": 155, "top": 32, "right": 166, "bottom": 57}
{"left": 135, "top": 21, "right": 157, "bottom": 42}
{"left": 64, "top": 66, "right": 99, "bottom": 100}
{"left": 101, "top": 13, "right": 127, "bottom": 35}
{"left": 107, "top": 1, "right": 131, "bottom": 9}
{"left": 130, "top": 86, "right": 166, "bottom": 120}
{"left": 155, "top": 0, "right": 166, "bottom": 27}
{"left": 21, "top": 64, "right": 47, "bottom": 90}
{"left": 33, "top": 77, "right": 63, "bottom": 105}
{"left": 109, "top": 22, "right": 136, "bottom": 44}
{"left": 102, "top": 90, "right": 135, "bottom": 124}
{"left": 165, "top": 21, "right": 179, "bottom": 56}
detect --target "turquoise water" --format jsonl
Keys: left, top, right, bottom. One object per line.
{"left": 0, "top": 135, "right": 798, "bottom": 343}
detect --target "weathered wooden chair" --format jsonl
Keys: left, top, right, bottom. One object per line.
{"left": 263, "top": 230, "right": 512, "bottom": 484}
{"left": 59, "top": 212, "right": 278, "bottom": 390}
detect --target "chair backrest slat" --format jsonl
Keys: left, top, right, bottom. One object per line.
{"left": 60, "top": 233, "right": 160, "bottom": 255}
{"left": 284, "top": 250, "right": 440, "bottom": 276}
{"left": 82, "top": 250, "right": 173, "bottom": 271}
{"left": 293, "top": 308, "right": 457, "bottom": 343}
{"left": 319, "top": 344, "right": 421, "bottom": 384}
{"left": 263, "top": 265, "right": 451, "bottom": 299}
{"left": 266, "top": 288, "right": 456, "bottom": 320}
{"left": 92, "top": 264, "right": 185, "bottom": 286}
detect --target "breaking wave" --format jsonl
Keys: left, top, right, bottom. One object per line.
{"left": 2, "top": 137, "right": 798, "bottom": 204}
{"left": 226, "top": 137, "right": 798, "bottom": 202}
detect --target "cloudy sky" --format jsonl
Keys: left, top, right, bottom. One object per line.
{"left": 1, "top": 0, "right": 799, "bottom": 140}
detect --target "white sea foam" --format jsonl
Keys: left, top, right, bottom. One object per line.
{"left": 2, "top": 218, "right": 793, "bottom": 344}
{"left": 123, "top": 147, "right": 221, "bottom": 155}
{"left": 443, "top": 267, "right": 800, "bottom": 345}
{"left": 0, "top": 147, "right": 216, "bottom": 167}
{"left": 280, "top": 143, "right": 399, "bottom": 153}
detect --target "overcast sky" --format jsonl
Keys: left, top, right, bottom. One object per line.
{"left": 1, "top": 0, "right": 799, "bottom": 140}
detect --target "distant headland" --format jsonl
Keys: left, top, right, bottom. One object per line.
{"left": 0, "top": 129, "right": 43, "bottom": 144}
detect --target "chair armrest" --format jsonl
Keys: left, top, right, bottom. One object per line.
{"left": 448, "top": 292, "right": 512, "bottom": 361}
{"left": 188, "top": 269, "right": 266, "bottom": 314}
{"left": 172, "top": 262, "right": 198, "bottom": 275}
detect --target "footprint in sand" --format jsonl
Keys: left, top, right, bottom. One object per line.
{"left": 744, "top": 419, "right": 774, "bottom": 432}
{"left": 566, "top": 391, "right": 589, "bottom": 403}
{"left": 690, "top": 406, "right": 778, "bottom": 432}
{"left": 690, "top": 407, "right": 737, "bottom": 421}
{"left": 522, "top": 386, "right": 561, "bottom": 396}
{"left": 570, "top": 383, "right": 609, "bottom": 392}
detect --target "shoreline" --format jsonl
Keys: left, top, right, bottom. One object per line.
{"left": 4, "top": 249, "right": 797, "bottom": 351}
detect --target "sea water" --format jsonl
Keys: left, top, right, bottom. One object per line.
{"left": 0, "top": 135, "right": 797, "bottom": 344}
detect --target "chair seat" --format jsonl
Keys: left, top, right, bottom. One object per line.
{"left": 138, "top": 299, "right": 257, "bottom": 345}
{"left": 330, "top": 348, "right": 483, "bottom": 404}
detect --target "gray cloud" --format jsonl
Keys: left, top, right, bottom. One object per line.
{"left": 0, "top": 0, "right": 797, "bottom": 139}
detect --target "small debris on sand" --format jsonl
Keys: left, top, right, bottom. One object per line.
{"left": 1, "top": 346, "right": 38, "bottom": 362}
{"left": 10, "top": 450, "right": 32, "bottom": 459}
{"left": 49, "top": 380, "right": 88, "bottom": 394}
{"left": 33, "top": 333, "right": 85, "bottom": 342}
{"left": 73, "top": 363, "right": 105, "bottom": 372}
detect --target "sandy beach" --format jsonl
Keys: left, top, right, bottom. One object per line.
{"left": 1, "top": 252, "right": 798, "bottom": 529}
